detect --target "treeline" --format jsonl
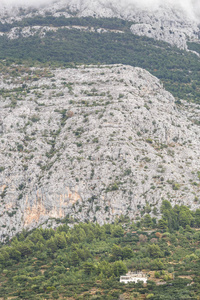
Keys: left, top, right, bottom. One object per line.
{"left": 0, "top": 222, "right": 126, "bottom": 264}
{"left": 0, "top": 201, "right": 200, "bottom": 299}
{"left": 158, "top": 200, "right": 200, "bottom": 231}
{"left": 0, "top": 23, "right": 200, "bottom": 102}
{"left": 139, "top": 200, "right": 200, "bottom": 231}
{"left": 0, "top": 16, "right": 134, "bottom": 32}
{"left": 1, "top": 201, "right": 199, "bottom": 265}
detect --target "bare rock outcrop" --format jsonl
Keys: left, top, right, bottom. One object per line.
{"left": 0, "top": 1, "right": 200, "bottom": 49}
{"left": 0, "top": 64, "right": 200, "bottom": 241}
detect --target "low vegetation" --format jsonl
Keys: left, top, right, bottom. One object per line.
{"left": 0, "top": 201, "right": 200, "bottom": 299}
{"left": 0, "top": 17, "right": 200, "bottom": 103}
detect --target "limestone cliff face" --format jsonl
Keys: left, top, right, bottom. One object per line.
{"left": 0, "top": 64, "right": 200, "bottom": 241}
{"left": 24, "top": 187, "right": 82, "bottom": 227}
{"left": 0, "top": 1, "right": 199, "bottom": 49}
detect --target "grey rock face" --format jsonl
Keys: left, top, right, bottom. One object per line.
{"left": 0, "top": 1, "right": 199, "bottom": 49}
{"left": 0, "top": 64, "right": 200, "bottom": 241}
{"left": 130, "top": 11, "right": 199, "bottom": 50}
{"left": 3, "top": 25, "right": 125, "bottom": 40}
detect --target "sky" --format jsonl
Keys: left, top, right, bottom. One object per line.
{"left": 0, "top": 0, "right": 199, "bottom": 20}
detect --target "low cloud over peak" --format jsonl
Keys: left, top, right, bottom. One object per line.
{"left": 0, "top": 0, "right": 52, "bottom": 5}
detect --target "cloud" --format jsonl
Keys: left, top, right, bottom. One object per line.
{"left": 0, "top": 0, "right": 54, "bottom": 7}
{"left": 109, "top": 0, "right": 200, "bottom": 19}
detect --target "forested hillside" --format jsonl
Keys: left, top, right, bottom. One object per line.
{"left": 0, "top": 17, "right": 200, "bottom": 103}
{"left": 0, "top": 201, "right": 200, "bottom": 299}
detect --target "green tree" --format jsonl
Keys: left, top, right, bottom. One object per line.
{"left": 70, "top": 251, "right": 80, "bottom": 266}
{"left": 97, "top": 261, "right": 113, "bottom": 278}
{"left": 147, "top": 244, "right": 162, "bottom": 258}
{"left": 158, "top": 219, "right": 168, "bottom": 230}
{"left": 122, "top": 246, "right": 134, "bottom": 260}
{"left": 9, "top": 248, "right": 21, "bottom": 261}
{"left": 194, "top": 209, "right": 200, "bottom": 227}
{"left": 55, "top": 234, "right": 67, "bottom": 249}
{"left": 83, "top": 262, "right": 95, "bottom": 275}
{"left": 161, "top": 200, "right": 172, "bottom": 212}
{"left": 143, "top": 214, "right": 153, "bottom": 228}
{"left": 111, "top": 225, "right": 124, "bottom": 237}
{"left": 179, "top": 207, "right": 193, "bottom": 228}
{"left": 46, "top": 237, "right": 57, "bottom": 253}
{"left": 17, "top": 242, "right": 32, "bottom": 257}
{"left": 112, "top": 261, "right": 127, "bottom": 277}
{"left": 145, "top": 203, "right": 151, "bottom": 214}
{"left": 29, "top": 230, "right": 44, "bottom": 244}
{"left": 111, "top": 245, "right": 122, "bottom": 261}
{"left": 41, "top": 228, "right": 55, "bottom": 240}
{"left": 160, "top": 200, "right": 179, "bottom": 231}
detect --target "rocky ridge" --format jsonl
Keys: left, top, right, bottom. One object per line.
{"left": 0, "top": 0, "right": 200, "bottom": 49}
{"left": 0, "top": 25, "right": 125, "bottom": 40}
{"left": 0, "top": 64, "right": 200, "bottom": 241}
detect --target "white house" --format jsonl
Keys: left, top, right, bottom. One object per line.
{"left": 120, "top": 271, "right": 147, "bottom": 284}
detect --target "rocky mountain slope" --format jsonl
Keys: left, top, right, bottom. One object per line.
{"left": 0, "top": 63, "right": 200, "bottom": 241}
{"left": 0, "top": 0, "right": 200, "bottom": 49}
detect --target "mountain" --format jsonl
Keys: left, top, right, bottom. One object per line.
{"left": 0, "top": 1, "right": 200, "bottom": 240}
{"left": 0, "top": 63, "right": 200, "bottom": 241}
{"left": 0, "top": 0, "right": 200, "bottom": 49}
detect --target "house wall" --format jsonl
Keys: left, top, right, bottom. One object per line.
{"left": 120, "top": 277, "right": 147, "bottom": 284}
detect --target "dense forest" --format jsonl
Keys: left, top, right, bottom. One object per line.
{"left": 0, "top": 16, "right": 134, "bottom": 32}
{"left": 0, "top": 17, "right": 200, "bottom": 103}
{"left": 0, "top": 201, "right": 200, "bottom": 299}
{"left": 188, "top": 42, "right": 200, "bottom": 55}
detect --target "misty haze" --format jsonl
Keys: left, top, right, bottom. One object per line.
{"left": 0, "top": 0, "right": 200, "bottom": 19}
